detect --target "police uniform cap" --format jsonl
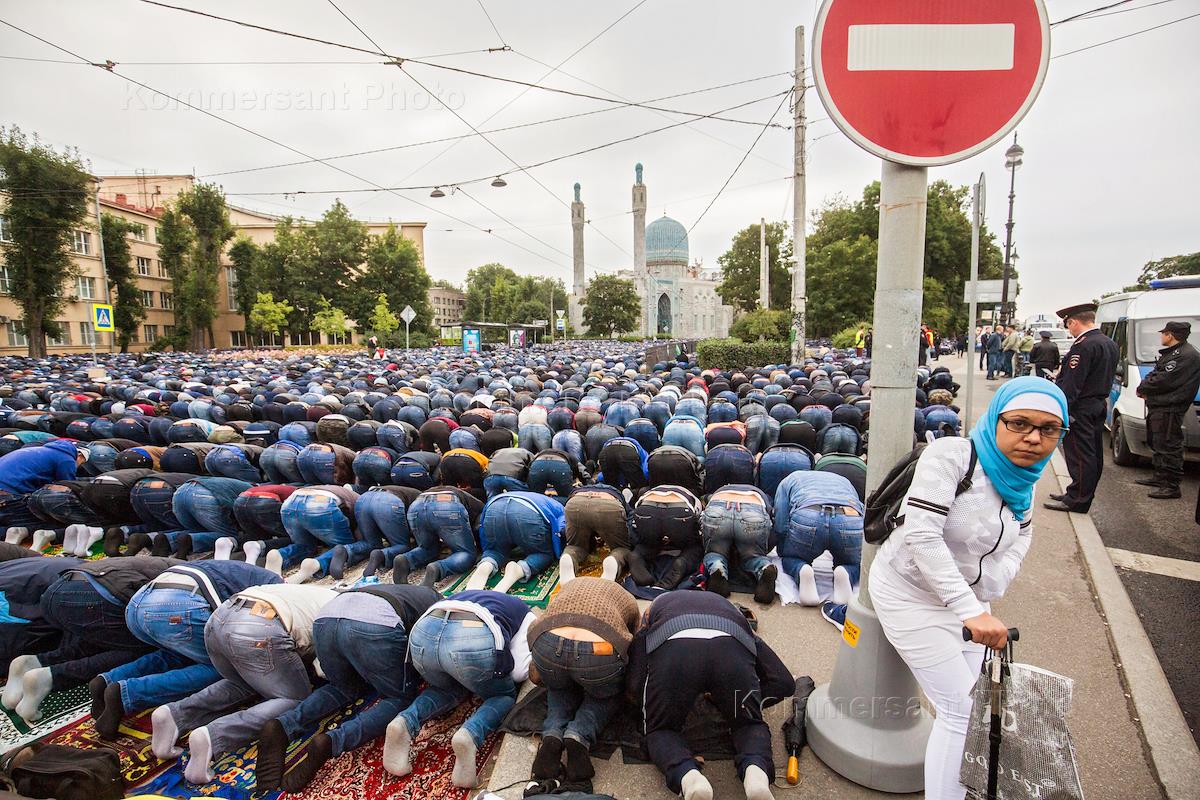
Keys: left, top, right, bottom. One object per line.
{"left": 1056, "top": 303, "right": 1097, "bottom": 321}
{"left": 1159, "top": 321, "right": 1191, "bottom": 339}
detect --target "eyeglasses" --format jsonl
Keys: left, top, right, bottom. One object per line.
{"left": 998, "top": 415, "right": 1068, "bottom": 440}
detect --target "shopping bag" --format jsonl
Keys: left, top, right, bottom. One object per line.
{"left": 960, "top": 644, "right": 1085, "bottom": 800}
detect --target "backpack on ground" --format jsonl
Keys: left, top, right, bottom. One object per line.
{"left": 863, "top": 441, "right": 976, "bottom": 545}
{"left": 2, "top": 744, "right": 123, "bottom": 800}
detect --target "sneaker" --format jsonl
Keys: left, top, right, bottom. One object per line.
{"left": 821, "top": 602, "right": 847, "bottom": 632}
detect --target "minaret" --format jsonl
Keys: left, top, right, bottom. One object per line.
{"left": 632, "top": 163, "right": 648, "bottom": 335}
{"left": 568, "top": 182, "right": 585, "bottom": 333}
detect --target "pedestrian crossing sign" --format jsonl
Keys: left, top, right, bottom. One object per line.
{"left": 92, "top": 303, "right": 115, "bottom": 332}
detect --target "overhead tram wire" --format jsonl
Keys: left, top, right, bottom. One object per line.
{"left": 0, "top": 18, "right": 575, "bottom": 272}
{"left": 0, "top": 48, "right": 508, "bottom": 66}
{"left": 199, "top": 70, "right": 794, "bottom": 179}
{"left": 1051, "top": 10, "right": 1200, "bottom": 58}
{"left": 134, "top": 0, "right": 784, "bottom": 129}
{"left": 1051, "top": 0, "right": 1137, "bottom": 25}
{"left": 324, "top": 0, "right": 632, "bottom": 261}
{"left": 474, "top": 0, "right": 507, "bottom": 48}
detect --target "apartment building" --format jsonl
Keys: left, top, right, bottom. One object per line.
{"left": 428, "top": 284, "right": 465, "bottom": 329}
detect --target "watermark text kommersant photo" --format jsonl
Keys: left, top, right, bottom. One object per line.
{"left": 734, "top": 690, "right": 925, "bottom": 720}
{"left": 124, "top": 82, "right": 466, "bottom": 113}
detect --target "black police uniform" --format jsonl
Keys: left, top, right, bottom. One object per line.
{"left": 1138, "top": 339, "right": 1200, "bottom": 490}
{"left": 1055, "top": 328, "right": 1120, "bottom": 512}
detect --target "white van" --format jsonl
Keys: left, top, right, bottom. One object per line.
{"left": 1098, "top": 277, "right": 1200, "bottom": 465}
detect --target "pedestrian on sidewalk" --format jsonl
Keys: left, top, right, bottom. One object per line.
{"left": 1135, "top": 321, "right": 1200, "bottom": 500}
{"left": 1043, "top": 304, "right": 1119, "bottom": 514}
{"left": 985, "top": 327, "right": 1003, "bottom": 380}
{"left": 1001, "top": 325, "right": 1022, "bottom": 377}
{"left": 1029, "top": 330, "right": 1061, "bottom": 378}
{"left": 976, "top": 326, "right": 989, "bottom": 371}
{"left": 870, "top": 376, "right": 1068, "bottom": 800}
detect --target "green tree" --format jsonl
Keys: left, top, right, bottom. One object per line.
{"left": 248, "top": 291, "right": 293, "bottom": 336}
{"left": 581, "top": 274, "right": 640, "bottom": 337}
{"left": 0, "top": 126, "right": 92, "bottom": 356}
{"left": 175, "top": 183, "right": 234, "bottom": 350}
{"left": 255, "top": 217, "right": 314, "bottom": 335}
{"left": 348, "top": 225, "right": 432, "bottom": 338}
{"left": 464, "top": 263, "right": 519, "bottom": 322}
{"left": 100, "top": 213, "right": 147, "bottom": 352}
{"left": 226, "top": 236, "right": 261, "bottom": 332}
{"left": 305, "top": 200, "right": 367, "bottom": 313}
{"left": 368, "top": 292, "right": 400, "bottom": 337}
{"left": 716, "top": 221, "right": 793, "bottom": 313}
{"left": 156, "top": 205, "right": 194, "bottom": 349}
{"left": 311, "top": 296, "right": 349, "bottom": 342}
{"left": 729, "top": 309, "right": 790, "bottom": 342}
{"left": 1128, "top": 252, "right": 1200, "bottom": 290}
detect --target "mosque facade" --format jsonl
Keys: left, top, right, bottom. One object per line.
{"left": 568, "top": 164, "right": 733, "bottom": 340}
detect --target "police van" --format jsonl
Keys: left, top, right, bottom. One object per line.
{"left": 1098, "top": 276, "right": 1200, "bottom": 465}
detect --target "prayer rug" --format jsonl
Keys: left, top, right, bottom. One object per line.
{"left": 45, "top": 704, "right": 173, "bottom": 788}
{"left": 440, "top": 564, "right": 560, "bottom": 608}
{"left": 0, "top": 682, "right": 91, "bottom": 750}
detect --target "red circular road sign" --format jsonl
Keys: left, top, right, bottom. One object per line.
{"left": 812, "top": 0, "right": 1050, "bottom": 166}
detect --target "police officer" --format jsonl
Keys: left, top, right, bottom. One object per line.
{"left": 1135, "top": 322, "right": 1200, "bottom": 499}
{"left": 1044, "top": 303, "right": 1120, "bottom": 514}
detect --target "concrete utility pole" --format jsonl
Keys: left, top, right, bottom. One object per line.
{"left": 759, "top": 216, "right": 769, "bottom": 308}
{"left": 964, "top": 173, "right": 986, "bottom": 434}
{"left": 806, "top": 161, "right": 933, "bottom": 792}
{"left": 790, "top": 25, "right": 807, "bottom": 364}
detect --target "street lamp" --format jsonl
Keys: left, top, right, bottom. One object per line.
{"left": 999, "top": 134, "right": 1024, "bottom": 323}
{"left": 490, "top": 176, "right": 508, "bottom": 188}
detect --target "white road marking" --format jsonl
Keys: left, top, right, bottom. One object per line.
{"left": 847, "top": 24, "right": 1016, "bottom": 71}
{"left": 1108, "top": 547, "right": 1200, "bottom": 583}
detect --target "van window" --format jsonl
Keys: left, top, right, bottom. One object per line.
{"left": 1133, "top": 317, "right": 1200, "bottom": 363}
{"left": 1113, "top": 320, "right": 1128, "bottom": 365}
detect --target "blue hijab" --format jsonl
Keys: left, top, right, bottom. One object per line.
{"left": 968, "top": 376, "right": 1069, "bottom": 518}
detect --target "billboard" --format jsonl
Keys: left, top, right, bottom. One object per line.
{"left": 463, "top": 328, "right": 481, "bottom": 353}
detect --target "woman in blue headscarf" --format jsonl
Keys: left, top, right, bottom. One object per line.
{"left": 869, "top": 376, "right": 1068, "bottom": 800}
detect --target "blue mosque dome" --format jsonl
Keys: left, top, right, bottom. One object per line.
{"left": 645, "top": 214, "right": 688, "bottom": 265}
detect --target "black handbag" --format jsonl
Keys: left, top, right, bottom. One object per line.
{"left": 4, "top": 744, "right": 123, "bottom": 800}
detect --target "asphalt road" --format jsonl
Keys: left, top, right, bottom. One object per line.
{"left": 1090, "top": 434, "right": 1200, "bottom": 747}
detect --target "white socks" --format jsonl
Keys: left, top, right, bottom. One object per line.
{"left": 2, "top": 655, "right": 39, "bottom": 709}
{"left": 383, "top": 717, "right": 413, "bottom": 777}
{"left": 151, "top": 705, "right": 183, "bottom": 758}
{"left": 601, "top": 555, "right": 620, "bottom": 581}
{"left": 32, "top": 530, "right": 56, "bottom": 552}
{"left": 450, "top": 727, "right": 479, "bottom": 788}
{"left": 680, "top": 769, "right": 713, "bottom": 800}
{"left": 213, "top": 537, "right": 235, "bottom": 561}
{"left": 183, "top": 726, "right": 215, "bottom": 785}
{"left": 832, "top": 565, "right": 854, "bottom": 606}
{"left": 287, "top": 558, "right": 322, "bottom": 584}
{"left": 797, "top": 563, "right": 821, "bottom": 606}
{"left": 243, "top": 540, "right": 263, "bottom": 566}
{"left": 559, "top": 553, "right": 576, "bottom": 586}
{"left": 744, "top": 764, "right": 774, "bottom": 800}
{"left": 78, "top": 526, "right": 103, "bottom": 556}
{"left": 465, "top": 562, "right": 494, "bottom": 591}
{"left": 493, "top": 561, "right": 527, "bottom": 594}
{"left": 16, "top": 666, "right": 52, "bottom": 722}
{"left": 264, "top": 549, "right": 284, "bottom": 576}
{"left": 62, "top": 525, "right": 80, "bottom": 553}
{"left": 3, "top": 527, "right": 27, "bottom": 545}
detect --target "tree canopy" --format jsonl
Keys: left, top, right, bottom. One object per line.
{"left": 1126, "top": 252, "right": 1199, "bottom": 291}
{"left": 100, "top": 213, "right": 147, "bottom": 352}
{"left": 716, "top": 221, "right": 794, "bottom": 313}
{"left": 463, "top": 263, "right": 567, "bottom": 324}
{"left": 368, "top": 293, "right": 399, "bottom": 336}
{"left": 168, "top": 182, "right": 234, "bottom": 350}
{"left": 248, "top": 292, "right": 292, "bottom": 336}
{"left": 581, "top": 274, "right": 640, "bottom": 337}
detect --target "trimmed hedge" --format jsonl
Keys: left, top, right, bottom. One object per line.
{"left": 697, "top": 339, "right": 791, "bottom": 369}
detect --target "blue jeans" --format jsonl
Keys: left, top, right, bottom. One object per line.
{"left": 40, "top": 577, "right": 151, "bottom": 689}
{"left": 131, "top": 479, "right": 182, "bottom": 531}
{"left": 527, "top": 458, "right": 575, "bottom": 501}
{"left": 276, "top": 616, "right": 420, "bottom": 756}
{"left": 232, "top": 493, "right": 290, "bottom": 543}
{"left": 662, "top": 420, "right": 706, "bottom": 463}
{"left": 484, "top": 475, "right": 528, "bottom": 499}
{"left": 278, "top": 492, "right": 356, "bottom": 574}
{"left": 352, "top": 448, "right": 395, "bottom": 487}
{"left": 398, "top": 614, "right": 517, "bottom": 747}
{"left": 261, "top": 444, "right": 303, "bottom": 484}
{"left": 103, "top": 587, "right": 221, "bottom": 712}
{"left": 518, "top": 424, "right": 553, "bottom": 455}
{"left": 532, "top": 633, "right": 625, "bottom": 747}
{"left": 398, "top": 494, "right": 477, "bottom": 578}
{"left": 480, "top": 498, "right": 556, "bottom": 580}
{"left": 757, "top": 449, "right": 814, "bottom": 498}
{"left": 702, "top": 501, "right": 773, "bottom": 579}
{"left": 28, "top": 486, "right": 103, "bottom": 527}
{"left": 204, "top": 447, "right": 262, "bottom": 483}
{"left": 297, "top": 445, "right": 339, "bottom": 485}
{"left": 779, "top": 506, "right": 862, "bottom": 584}
{"left": 986, "top": 351, "right": 1002, "bottom": 379}
{"left": 0, "top": 491, "right": 40, "bottom": 532}
{"left": 353, "top": 489, "right": 412, "bottom": 567}
{"left": 173, "top": 480, "right": 247, "bottom": 537}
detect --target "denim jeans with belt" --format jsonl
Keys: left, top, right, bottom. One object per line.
{"left": 28, "top": 486, "right": 103, "bottom": 527}
{"left": 0, "top": 490, "right": 41, "bottom": 532}
{"left": 131, "top": 479, "right": 184, "bottom": 531}
{"left": 231, "top": 493, "right": 291, "bottom": 551}
{"left": 532, "top": 633, "right": 625, "bottom": 747}
{"left": 398, "top": 613, "right": 517, "bottom": 747}
{"left": 661, "top": 419, "right": 706, "bottom": 463}
{"left": 204, "top": 447, "right": 262, "bottom": 484}
{"left": 278, "top": 492, "right": 356, "bottom": 574}
{"left": 352, "top": 448, "right": 395, "bottom": 487}
{"left": 397, "top": 494, "right": 477, "bottom": 578}
{"left": 526, "top": 458, "right": 575, "bottom": 502}
{"left": 171, "top": 479, "right": 251, "bottom": 553}
{"left": 701, "top": 500, "right": 773, "bottom": 580}
{"left": 779, "top": 505, "right": 863, "bottom": 584}
{"left": 480, "top": 498, "right": 555, "bottom": 580}
{"left": 102, "top": 586, "right": 221, "bottom": 712}
{"left": 352, "top": 488, "right": 412, "bottom": 569}
{"left": 166, "top": 600, "right": 312, "bottom": 757}
{"left": 276, "top": 616, "right": 420, "bottom": 756}
{"left": 261, "top": 443, "right": 303, "bottom": 484}
{"left": 39, "top": 576, "right": 151, "bottom": 690}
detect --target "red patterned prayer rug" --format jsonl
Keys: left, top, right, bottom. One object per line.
{"left": 45, "top": 704, "right": 173, "bottom": 788}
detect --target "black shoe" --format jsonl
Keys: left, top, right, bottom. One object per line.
{"left": 103, "top": 527, "right": 126, "bottom": 557}
{"left": 1049, "top": 493, "right": 1066, "bottom": 502}
{"left": 563, "top": 737, "right": 595, "bottom": 782}
{"left": 531, "top": 735, "right": 564, "bottom": 780}
{"left": 151, "top": 534, "right": 174, "bottom": 557}
{"left": 125, "top": 532, "right": 151, "bottom": 557}
{"left": 173, "top": 534, "right": 194, "bottom": 560}
{"left": 94, "top": 683, "right": 125, "bottom": 740}
{"left": 1148, "top": 486, "right": 1182, "bottom": 499}
{"left": 1042, "top": 501, "right": 1076, "bottom": 512}
{"left": 707, "top": 569, "right": 730, "bottom": 597}
{"left": 88, "top": 676, "right": 108, "bottom": 718}
{"left": 281, "top": 732, "right": 332, "bottom": 792}
{"left": 1135, "top": 477, "right": 1167, "bottom": 487}
{"left": 328, "top": 545, "right": 350, "bottom": 580}
{"left": 392, "top": 555, "right": 412, "bottom": 585}
{"left": 754, "top": 564, "right": 777, "bottom": 606}
{"left": 419, "top": 562, "right": 442, "bottom": 588}
{"left": 363, "top": 549, "right": 387, "bottom": 578}
{"left": 256, "top": 719, "right": 290, "bottom": 792}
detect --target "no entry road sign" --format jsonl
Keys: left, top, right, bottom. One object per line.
{"left": 813, "top": 0, "right": 1050, "bottom": 166}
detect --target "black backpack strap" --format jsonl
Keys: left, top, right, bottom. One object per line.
{"left": 955, "top": 441, "right": 977, "bottom": 497}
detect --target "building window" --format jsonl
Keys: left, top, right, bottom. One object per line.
{"left": 48, "top": 323, "right": 70, "bottom": 347}
{"left": 7, "top": 321, "right": 28, "bottom": 348}
{"left": 130, "top": 224, "right": 148, "bottom": 241}
{"left": 157, "top": 259, "right": 167, "bottom": 277}
{"left": 225, "top": 266, "right": 239, "bottom": 311}
{"left": 71, "top": 230, "right": 91, "bottom": 255}
{"left": 0, "top": 215, "right": 12, "bottom": 242}
{"left": 79, "top": 322, "right": 96, "bottom": 346}
{"left": 143, "top": 324, "right": 159, "bottom": 342}
{"left": 291, "top": 330, "right": 319, "bottom": 347}
{"left": 129, "top": 326, "right": 139, "bottom": 343}
{"left": 153, "top": 226, "right": 161, "bottom": 243}
{"left": 164, "top": 325, "right": 175, "bottom": 339}
{"left": 141, "top": 290, "right": 154, "bottom": 308}
{"left": 136, "top": 256, "right": 151, "bottom": 276}
{"left": 327, "top": 331, "right": 349, "bottom": 345}
{"left": 0, "top": 266, "right": 11, "bottom": 294}
{"left": 160, "top": 292, "right": 173, "bottom": 309}
{"left": 77, "top": 276, "right": 96, "bottom": 300}
{"left": 231, "top": 330, "right": 248, "bottom": 348}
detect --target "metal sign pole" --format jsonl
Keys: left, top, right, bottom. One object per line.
{"left": 964, "top": 173, "right": 986, "bottom": 433}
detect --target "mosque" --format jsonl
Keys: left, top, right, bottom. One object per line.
{"left": 568, "top": 164, "right": 734, "bottom": 339}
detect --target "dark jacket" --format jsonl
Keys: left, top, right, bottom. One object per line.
{"left": 1139, "top": 341, "right": 1200, "bottom": 408}
{"left": 71, "top": 557, "right": 182, "bottom": 603}
{"left": 1029, "top": 339, "right": 1062, "bottom": 370}
{"left": 985, "top": 332, "right": 1003, "bottom": 353}
{"left": 351, "top": 584, "right": 440, "bottom": 631}
{"left": 159, "top": 560, "right": 282, "bottom": 609}
{"left": 0, "top": 556, "right": 83, "bottom": 622}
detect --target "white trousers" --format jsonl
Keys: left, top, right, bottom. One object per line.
{"left": 909, "top": 645, "right": 985, "bottom": 800}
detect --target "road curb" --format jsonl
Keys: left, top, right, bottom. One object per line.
{"left": 1050, "top": 450, "right": 1200, "bottom": 798}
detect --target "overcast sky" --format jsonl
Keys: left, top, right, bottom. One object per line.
{"left": 2, "top": 0, "right": 1197, "bottom": 321}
